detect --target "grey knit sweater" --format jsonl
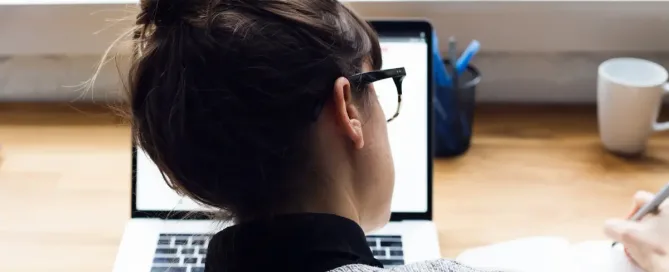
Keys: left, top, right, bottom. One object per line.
{"left": 329, "top": 260, "right": 498, "bottom": 272}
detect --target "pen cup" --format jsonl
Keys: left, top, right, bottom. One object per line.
{"left": 434, "top": 60, "right": 481, "bottom": 157}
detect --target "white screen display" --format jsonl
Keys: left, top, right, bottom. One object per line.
{"left": 136, "top": 33, "right": 429, "bottom": 214}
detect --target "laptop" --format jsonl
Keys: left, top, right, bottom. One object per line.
{"left": 113, "top": 20, "right": 438, "bottom": 272}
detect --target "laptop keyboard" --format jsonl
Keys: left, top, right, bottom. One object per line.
{"left": 152, "top": 233, "right": 405, "bottom": 271}
{"left": 152, "top": 234, "right": 207, "bottom": 272}
{"left": 366, "top": 235, "right": 405, "bottom": 267}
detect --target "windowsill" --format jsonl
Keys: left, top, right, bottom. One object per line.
{"left": 1, "top": 1, "right": 669, "bottom": 55}
{"left": 2, "top": 1, "right": 669, "bottom": 103}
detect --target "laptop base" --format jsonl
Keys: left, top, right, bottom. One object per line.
{"left": 113, "top": 219, "right": 440, "bottom": 272}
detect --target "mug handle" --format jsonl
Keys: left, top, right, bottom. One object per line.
{"left": 652, "top": 83, "right": 669, "bottom": 131}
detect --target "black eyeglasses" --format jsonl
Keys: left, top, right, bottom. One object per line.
{"left": 348, "top": 67, "right": 406, "bottom": 122}
{"left": 311, "top": 67, "right": 406, "bottom": 122}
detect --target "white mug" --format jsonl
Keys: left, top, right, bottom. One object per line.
{"left": 598, "top": 58, "right": 669, "bottom": 155}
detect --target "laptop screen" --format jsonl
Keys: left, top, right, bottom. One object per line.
{"left": 134, "top": 21, "right": 432, "bottom": 218}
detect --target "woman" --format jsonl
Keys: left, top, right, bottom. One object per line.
{"left": 118, "top": 0, "right": 668, "bottom": 271}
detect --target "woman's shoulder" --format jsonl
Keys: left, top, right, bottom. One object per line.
{"left": 329, "top": 259, "right": 499, "bottom": 272}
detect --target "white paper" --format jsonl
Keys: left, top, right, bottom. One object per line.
{"left": 456, "top": 236, "right": 644, "bottom": 272}
{"left": 569, "top": 241, "right": 644, "bottom": 272}
{"left": 456, "top": 236, "right": 571, "bottom": 272}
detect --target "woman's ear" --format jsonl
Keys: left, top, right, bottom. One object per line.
{"left": 332, "top": 77, "right": 364, "bottom": 149}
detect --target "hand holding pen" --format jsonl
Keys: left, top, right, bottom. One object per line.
{"left": 604, "top": 186, "right": 669, "bottom": 272}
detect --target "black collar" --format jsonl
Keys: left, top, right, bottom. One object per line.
{"left": 205, "top": 213, "right": 383, "bottom": 272}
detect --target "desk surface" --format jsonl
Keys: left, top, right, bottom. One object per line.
{"left": 1, "top": 103, "right": 668, "bottom": 272}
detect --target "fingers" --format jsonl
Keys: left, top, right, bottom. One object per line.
{"left": 628, "top": 191, "right": 656, "bottom": 219}
{"left": 623, "top": 246, "right": 642, "bottom": 267}
{"left": 634, "top": 191, "right": 656, "bottom": 207}
{"left": 604, "top": 219, "right": 666, "bottom": 256}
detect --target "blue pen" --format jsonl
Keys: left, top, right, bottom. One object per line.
{"left": 455, "top": 40, "right": 480, "bottom": 75}
{"left": 432, "top": 31, "right": 452, "bottom": 87}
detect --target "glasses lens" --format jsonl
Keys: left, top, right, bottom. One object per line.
{"left": 372, "top": 78, "right": 399, "bottom": 122}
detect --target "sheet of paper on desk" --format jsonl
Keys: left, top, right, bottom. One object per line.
{"left": 456, "top": 236, "right": 644, "bottom": 272}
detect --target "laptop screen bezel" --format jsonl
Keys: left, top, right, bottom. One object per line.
{"left": 131, "top": 20, "right": 434, "bottom": 222}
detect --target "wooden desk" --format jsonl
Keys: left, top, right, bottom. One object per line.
{"left": 0, "top": 103, "right": 667, "bottom": 272}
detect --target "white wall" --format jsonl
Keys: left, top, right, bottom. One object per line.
{"left": 2, "top": 1, "right": 669, "bottom": 102}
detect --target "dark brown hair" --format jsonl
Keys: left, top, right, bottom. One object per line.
{"left": 127, "top": 0, "right": 382, "bottom": 221}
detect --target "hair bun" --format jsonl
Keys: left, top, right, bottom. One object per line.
{"left": 139, "top": 0, "right": 192, "bottom": 26}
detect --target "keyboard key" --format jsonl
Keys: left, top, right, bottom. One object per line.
{"left": 380, "top": 259, "right": 404, "bottom": 266}
{"left": 198, "top": 248, "right": 207, "bottom": 255}
{"left": 367, "top": 235, "right": 401, "bottom": 239}
{"left": 366, "top": 241, "right": 377, "bottom": 247}
{"left": 192, "top": 240, "right": 206, "bottom": 246}
{"left": 190, "top": 267, "right": 205, "bottom": 272}
{"left": 201, "top": 257, "right": 206, "bottom": 264}
{"left": 380, "top": 240, "right": 402, "bottom": 247}
{"left": 157, "top": 239, "right": 171, "bottom": 245}
{"left": 153, "top": 257, "right": 180, "bottom": 264}
{"left": 151, "top": 267, "right": 186, "bottom": 272}
{"left": 175, "top": 239, "right": 189, "bottom": 245}
{"left": 160, "top": 233, "right": 191, "bottom": 237}
{"left": 155, "top": 248, "right": 178, "bottom": 255}
{"left": 371, "top": 249, "right": 386, "bottom": 257}
{"left": 390, "top": 249, "right": 403, "bottom": 257}
{"left": 181, "top": 248, "right": 196, "bottom": 255}
{"left": 184, "top": 257, "right": 198, "bottom": 264}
